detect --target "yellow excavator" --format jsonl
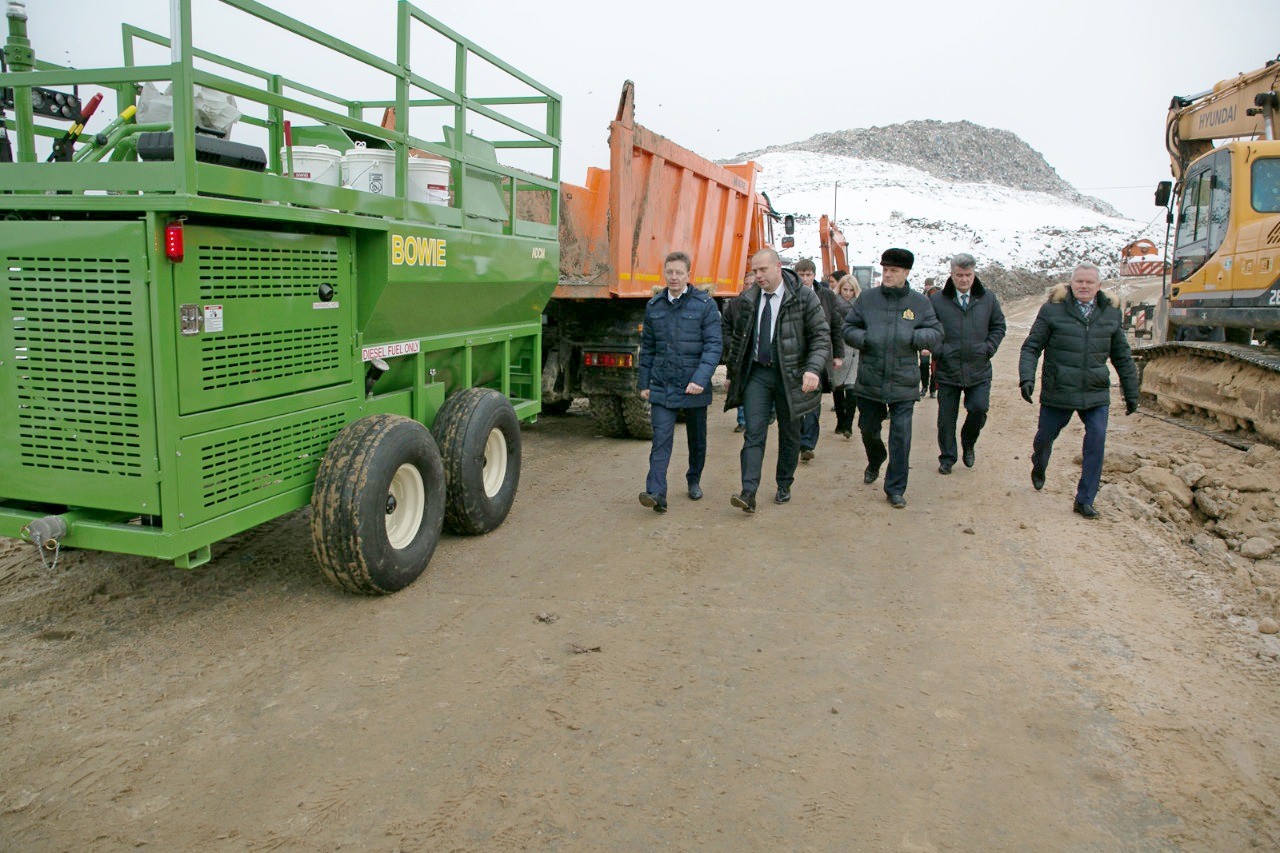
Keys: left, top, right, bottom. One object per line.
{"left": 1138, "top": 56, "right": 1280, "bottom": 443}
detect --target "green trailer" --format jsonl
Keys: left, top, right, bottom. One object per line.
{"left": 0, "top": 0, "right": 560, "bottom": 593}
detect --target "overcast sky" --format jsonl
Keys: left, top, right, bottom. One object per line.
{"left": 29, "top": 0, "right": 1280, "bottom": 222}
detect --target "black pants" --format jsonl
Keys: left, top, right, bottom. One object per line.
{"left": 918, "top": 353, "right": 931, "bottom": 395}
{"left": 936, "top": 381, "right": 990, "bottom": 466}
{"left": 859, "top": 398, "right": 915, "bottom": 496}
{"left": 833, "top": 386, "right": 857, "bottom": 433}
{"left": 739, "top": 362, "right": 799, "bottom": 494}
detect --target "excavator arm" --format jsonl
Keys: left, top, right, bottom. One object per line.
{"left": 1166, "top": 57, "right": 1280, "bottom": 184}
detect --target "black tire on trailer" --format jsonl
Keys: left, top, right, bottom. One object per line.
{"left": 434, "top": 388, "right": 522, "bottom": 535}
{"left": 620, "top": 395, "right": 653, "bottom": 440}
{"left": 310, "top": 414, "right": 445, "bottom": 595}
{"left": 589, "top": 395, "right": 627, "bottom": 437}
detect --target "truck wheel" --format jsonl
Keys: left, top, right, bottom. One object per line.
{"left": 589, "top": 395, "right": 627, "bottom": 437}
{"left": 621, "top": 395, "right": 653, "bottom": 439}
{"left": 311, "top": 415, "right": 445, "bottom": 595}
{"left": 435, "top": 388, "right": 521, "bottom": 535}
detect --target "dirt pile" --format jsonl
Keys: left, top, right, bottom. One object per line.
{"left": 1097, "top": 441, "right": 1280, "bottom": 639}
{"left": 737, "top": 119, "right": 1120, "bottom": 217}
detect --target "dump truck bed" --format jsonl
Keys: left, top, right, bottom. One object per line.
{"left": 556, "top": 83, "right": 767, "bottom": 299}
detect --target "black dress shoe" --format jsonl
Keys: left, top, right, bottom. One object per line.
{"left": 1073, "top": 501, "right": 1098, "bottom": 519}
{"left": 639, "top": 492, "right": 667, "bottom": 513}
{"left": 962, "top": 446, "right": 975, "bottom": 468}
{"left": 688, "top": 483, "right": 703, "bottom": 501}
{"left": 774, "top": 486, "right": 791, "bottom": 504}
{"left": 730, "top": 491, "right": 757, "bottom": 513}
{"left": 938, "top": 462, "right": 953, "bottom": 475}
{"left": 863, "top": 466, "right": 880, "bottom": 485}
{"left": 887, "top": 493, "right": 906, "bottom": 508}
{"left": 1031, "top": 468, "right": 1045, "bottom": 491}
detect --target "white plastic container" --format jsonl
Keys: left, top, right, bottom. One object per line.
{"left": 343, "top": 144, "right": 396, "bottom": 195}
{"left": 281, "top": 144, "right": 341, "bottom": 186}
{"left": 407, "top": 156, "right": 451, "bottom": 206}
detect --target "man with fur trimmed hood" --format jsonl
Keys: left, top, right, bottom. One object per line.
{"left": 929, "top": 253, "right": 1006, "bottom": 474}
{"left": 1018, "top": 262, "right": 1139, "bottom": 519}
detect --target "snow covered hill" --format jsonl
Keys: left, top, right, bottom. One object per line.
{"left": 756, "top": 150, "right": 1163, "bottom": 289}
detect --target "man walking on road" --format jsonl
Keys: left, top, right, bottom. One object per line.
{"left": 723, "top": 249, "right": 830, "bottom": 513}
{"left": 636, "top": 251, "right": 723, "bottom": 512}
{"left": 1018, "top": 262, "right": 1140, "bottom": 519}
{"left": 794, "top": 258, "right": 845, "bottom": 463}
{"left": 929, "top": 253, "right": 1007, "bottom": 475}
{"left": 843, "top": 248, "right": 942, "bottom": 508}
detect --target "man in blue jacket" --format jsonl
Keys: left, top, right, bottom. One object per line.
{"left": 843, "top": 248, "right": 942, "bottom": 508}
{"left": 637, "top": 251, "right": 723, "bottom": 512}
{"left": 1018, "top": 262, "right": 1139, "bottom": 519}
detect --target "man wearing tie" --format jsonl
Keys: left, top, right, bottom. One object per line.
{"left": 722, "top": 249, "right": 830, "bottom": 513}
{"left": 928, "top": 253, "right": 1007, "bottom": 474}
{"left": 1018, "top": 262, "right": 1140, "bottom": 519}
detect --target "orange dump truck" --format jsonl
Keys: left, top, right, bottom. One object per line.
{"left": 542, "top": 82, "right": 783, "bottom": 437}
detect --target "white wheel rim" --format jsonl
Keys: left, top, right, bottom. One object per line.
{"left": 385, "top": 463, "right": 425, "bottom": 549}
{"left": 481, "top": 427, "right": 508, "bottom": 498}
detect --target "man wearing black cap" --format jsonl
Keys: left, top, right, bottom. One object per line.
{"left": 843, "top": 248, "right": 942, "bottom": 508}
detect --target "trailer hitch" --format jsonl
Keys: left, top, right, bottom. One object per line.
{"left": 22, "top": 515, "right": 67, "bottom": 571}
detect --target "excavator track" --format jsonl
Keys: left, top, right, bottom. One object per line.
{"left": 1134, "top": 342, "right": 1280, "bottom": 446}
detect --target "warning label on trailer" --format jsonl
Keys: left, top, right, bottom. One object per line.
{"left": 203, "top": 304, "right": 224, "bottom": 333}
{"left": 361, "top": 340, "right": 421, "bottom": 362}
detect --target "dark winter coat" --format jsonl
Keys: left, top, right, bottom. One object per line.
{"left": 1018, "top": 284, "right": 1139, "bottom": 411}
{"left": 721, "top": 293, "right": 749, "bottom": 365}
{"left": 929, "top": 276, "right": 1007, "bottom": 388}
{"left": 723, "top": 269, "right": 831, "bottom": 418}
{"left": 637, "top": 286, "right": 722, "bottom": 409}
{"left": 843, "top": 283, "right": 943, "bottom": 404}
{"left": 811, "top": 284, "right": 846, "bottom": 391}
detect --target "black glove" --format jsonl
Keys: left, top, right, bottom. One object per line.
{"left": 1125, "top": 399, "right": 1139, "bottom": 416}
{"left": 1020, "top": 381, "right": 1034, "bottom": 403}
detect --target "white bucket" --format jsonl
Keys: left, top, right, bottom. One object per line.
{"left": 281, "top": 144, "right": 341, "bottom": 186}
{"left": 343, "top": 145, "right": 396, "bottom": 195}
{"left": 407, "top": 156, "right": 451, "bottom": 206}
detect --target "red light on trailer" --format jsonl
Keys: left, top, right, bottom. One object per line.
{"left": 582, "top": 351, "right": 634, "bottom": 368}
{"left": 164, "top": 222, "right": 184, "bottom": 261}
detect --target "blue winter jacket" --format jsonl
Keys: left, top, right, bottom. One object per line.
{"left": 637, "top": 287, "right": 723, "bottom": 408}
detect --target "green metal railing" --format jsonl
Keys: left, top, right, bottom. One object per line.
{"left": 0, "top": 0, "right": 561, "bottom": 238}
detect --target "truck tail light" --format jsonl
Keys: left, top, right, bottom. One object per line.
{"left": 164, "top": 221, "right": 184, "bottom": 262}
{"left": 582, "top": 351, "right": 634, "bottom": 368}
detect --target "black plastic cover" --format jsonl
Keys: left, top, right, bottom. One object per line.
{"left": 136, "top": 131, "right": 267, "bottom": 172}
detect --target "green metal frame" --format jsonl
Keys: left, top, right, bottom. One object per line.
{"left": 0, "top": 0, "right": 561, "bottom": 568}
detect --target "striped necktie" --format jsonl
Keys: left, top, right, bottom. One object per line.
{"left": 959, "top": 293, "right": 969, "bottom": 311}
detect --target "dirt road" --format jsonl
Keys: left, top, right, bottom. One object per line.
{"left": 2, "top": 290, "right": 1278, "bottom": 850}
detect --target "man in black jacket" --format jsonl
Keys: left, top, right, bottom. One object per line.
{"left": 929, "top": 253, "right": 1007, "bottom": 474}
{"left": 723, "top": 249, "right": 830, "bottom": 512}
{"left": 1018, "top": 262, "right": 1140, "bottom": 519}
{"left": 793, "top": 258, "right": 845, "bottom": 461}
{"left": 843, "top": 248, "right": 942, "bottom": 508}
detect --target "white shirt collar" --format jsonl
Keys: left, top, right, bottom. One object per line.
{"left": 667, "top": 286, "right": 688, "bottom": 303}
